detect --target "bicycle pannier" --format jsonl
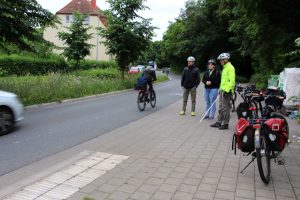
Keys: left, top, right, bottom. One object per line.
{"left": 232, "top": 118, "right": 254, "bottom": 154}
{"left": 264, "top": 118, "right": 288, "bottom": 151}
{"left": 236, "top": 102, "right": 251, "bottom": 119}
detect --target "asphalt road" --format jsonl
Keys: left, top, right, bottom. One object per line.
{"left": 0, "top": 75, "right": 182, "bottom": 176}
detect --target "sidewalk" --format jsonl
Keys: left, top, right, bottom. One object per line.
{"left": 2, "top": 92, "right": 300, "bottom": 200}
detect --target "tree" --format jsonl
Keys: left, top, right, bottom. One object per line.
{"left": 58, "top": 12, "right": 94, "bottom": 68}
{"left": 0, "top": 0, "right": 56, "bottom": 52}
{"left": 98, "top": 0, "right": 155, "bottom": 79}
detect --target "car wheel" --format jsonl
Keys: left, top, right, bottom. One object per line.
{"left": 0, "top": 107, "right": 14, "bottom": 136}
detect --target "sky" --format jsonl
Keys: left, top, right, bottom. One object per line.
{"left": 36, "top": 0, "right": 186, "bottom": 41}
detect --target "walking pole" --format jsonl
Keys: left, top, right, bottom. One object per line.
{"left": 199, "top": 94, "right": 220, "bottom": 123}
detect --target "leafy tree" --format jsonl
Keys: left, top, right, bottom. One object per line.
{"left": 58, "top": 12, "right": 94, "bottom": 68}
{"left": 0, "top": 0, "right": 57, "bottom": 52}
{"left": 98, "top": 0, "right": 155, "bottom": 79}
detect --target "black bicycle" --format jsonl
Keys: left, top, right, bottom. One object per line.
{"left": 137, "top": 88, "right": 156, "bottom": 111}
{"left": 234, "top": 87, "right": 289, "bottom": 184}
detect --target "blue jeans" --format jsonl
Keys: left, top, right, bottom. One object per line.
{"left": 204, "top": 88, "right": 219, "bottom": 119}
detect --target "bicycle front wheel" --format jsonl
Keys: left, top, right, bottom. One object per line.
{"left": 256, "top": 134, "right": 271, "bottom": 184}
{"left": 149, "top": 90, "right": 156, "bottom": 108}
{"left": 137, "top": 91, "right": 146, "bottom": 111}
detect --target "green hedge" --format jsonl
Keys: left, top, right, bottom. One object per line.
{"left": 0, "top": 55, "right": 118, "bottom": 76}
{"left": 0, "top": 54, "right": 68, "bottom": 76}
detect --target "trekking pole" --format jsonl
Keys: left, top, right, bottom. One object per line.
{"left": 199, "top": 94, "right": 220, "bottom": 123}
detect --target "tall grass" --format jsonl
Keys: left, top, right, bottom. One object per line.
{"left": 0, "top": 69, "right": 168, "bottom": 106}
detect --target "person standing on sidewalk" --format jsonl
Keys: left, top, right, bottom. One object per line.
{"left": 180, "top": 56, "right": 200, "bottom": 116}
{"left": 210, "top": 53, "right": 235, "bottom": 130}
{"left": 202, "top": 59, "right": 221, "bottom": 120}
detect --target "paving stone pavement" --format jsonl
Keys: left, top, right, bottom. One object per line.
{"left": 2, "top": 88, "right": 300, "bottom": 200}
{"left": 65, "top": 96, "right": 300, "bottom": 200}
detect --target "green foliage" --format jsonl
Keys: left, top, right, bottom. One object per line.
{"left": 67, "top": 60, "right": 118, "bottom": 70}
{"left": 235, "top": 76, "right": 248, "bottom": 84}
{"left": 98, "top": 0, "right": 155, "bottom": 79}
{"left": 72, "top": 68, "right": 120, "bottom": 79}
{"left": 250, "top": 72, "right": 269, "bottom": 89}
{"left": 0, "top": 0, "right": 57, "bottom": 52}
{"left": 0, "top": 70, "right": 168, "bottom": 106}
{"left": 0, "top": 55, "right": 118, "bottom": 76}
{"left": 0, "top": 54, "right": 68, "bottom": 76}
{"left": 58, "top": 12, "right": 94, "bottom": 67}
{"left": 160, "top": 0, "right": 300, "bottom": 80}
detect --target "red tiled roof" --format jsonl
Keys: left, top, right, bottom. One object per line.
{"left": 56, "top": 0, "right": 106, "bottom": 26}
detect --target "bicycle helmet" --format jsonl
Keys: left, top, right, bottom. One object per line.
{"left": 148, "top": 61, "right": 155, "bottom": 67}
{"left": 208, "top": 59, "right": 216, "bottom": 65}
{"left": 217, "top": 53, "right": 230, "bottom": 60}
{"left": 187, "top": 56, "right": 195, "bottom": 62}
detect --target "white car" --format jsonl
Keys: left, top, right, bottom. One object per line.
{"left": 0, "top": 90, "right": 24, "bottom": 136}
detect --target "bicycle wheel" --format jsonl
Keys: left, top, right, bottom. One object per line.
{"left": 256, "top": 132, "right": 271, "bottom": 184}
{"left": 149, "top": 90, "right": 156, "bottom": 108}
{"left": 137, "top": 91, "right": 146, "bottom": 111}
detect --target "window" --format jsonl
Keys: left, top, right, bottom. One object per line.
{"left": 66, "top": 15, "right": 70, "bottom": 24}
{"left": 85, "top": 16, "right": 90, "bottom": 25}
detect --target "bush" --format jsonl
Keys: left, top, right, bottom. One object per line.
{"left": 0, "top": 54, "right": 68, "bottom": 76}
{"left": 67, "top": 60, "right": 118, "bottom": 71}
{"left": 0, "top": 55, "right": 119, "bottom": 76}
{"left": 236, "top": 76, "right": 249, "bottom": 83}
{"left": 250, "top": 73, "right": 269, "bottom": 89}
{"left": 72, "top": 68, "right": 120, "bottom": 79}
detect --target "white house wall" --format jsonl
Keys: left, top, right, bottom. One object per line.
{"left": 43, "top": 14, "right": 111, "bottom": 61}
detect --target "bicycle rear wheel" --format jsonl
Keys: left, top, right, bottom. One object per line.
{"left": 256, "top": 134, "right": 271, "bottom": 184}
{"left": 149, "top": 90, "right": 156, "bottom": 108}
{"left": 137, "top": 91, "right": 146, "bottom": 111}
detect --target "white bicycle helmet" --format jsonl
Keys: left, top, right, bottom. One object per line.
{"left": 217, "top": 53, "right": 230, "bottom": 60}
{"left": 187, "top": 56, "right": 195, "bottom": 62}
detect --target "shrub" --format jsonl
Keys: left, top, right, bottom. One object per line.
{"left": 67, "top": 60, "right": 118, "bottom": 71}
{"left": 250, "top": 73, "right": 269, "bottom": 89}
{"left": 0, "top": 54, "right": 68, "bottom": 76}
{"left": 0, "top": 55, "right": 118, "bottom": 76}
{"left": 72, "top": 68, "right": 120, "bottom": 79}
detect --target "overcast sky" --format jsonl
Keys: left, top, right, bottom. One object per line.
{"left": 36, "top": 0, "right": 186, "bottom": 41}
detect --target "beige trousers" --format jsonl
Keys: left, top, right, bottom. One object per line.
{"left": 182, "top": 87, "right": 197, "bottom": 112}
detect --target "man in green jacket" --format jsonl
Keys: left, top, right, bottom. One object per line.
{"left": 211, "top": 53, "right": 235, "bottom": 130}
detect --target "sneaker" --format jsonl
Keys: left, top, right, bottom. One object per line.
{"left": 204, "top": 116, "right": 209, "bottom": 119}
{"left": 180, "top": 111, "right": 185, "bottom": 115}
{"left": 210, "top": 122, "right": 221, "bottom": 128}
{"left": 219, "top": 124, "right": 229, "bottom": 130}
{"left": 191, "top": 112, "right": 196, "bottom": 116}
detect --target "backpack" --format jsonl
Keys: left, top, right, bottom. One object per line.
{"left": 232, "top": 118, "right": 255, "bottom": 154}
{"left": 135, "top": 76, "right": 148, "bottom": 90}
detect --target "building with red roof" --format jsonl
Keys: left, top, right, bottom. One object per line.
{"left": 43, "top": 0, "right": 111, "bottom": 61}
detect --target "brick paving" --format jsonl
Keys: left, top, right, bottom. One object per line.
{"left": 2, "top": 88, "right": 300, "bottom": 200}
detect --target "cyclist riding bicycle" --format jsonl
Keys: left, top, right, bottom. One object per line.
{"left": 143, "top": 61, "right": 157, "bottom": 91}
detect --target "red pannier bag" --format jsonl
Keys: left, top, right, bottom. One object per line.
{"left": 232, "top": 118, "right": 255, "bottom": 154}
{"left": 264, "top": 118, "right": 288, "bottom": 151}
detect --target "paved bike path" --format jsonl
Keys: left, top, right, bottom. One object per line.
{"left": 1, "top": 88, "right": 300, "bottom": 200}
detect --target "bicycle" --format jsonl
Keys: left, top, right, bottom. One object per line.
{"left": 233, "top": 87, "right": 289, "bottom": 184}
{"left": 137, "top": 87, "right": 156, "bottom": 111}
